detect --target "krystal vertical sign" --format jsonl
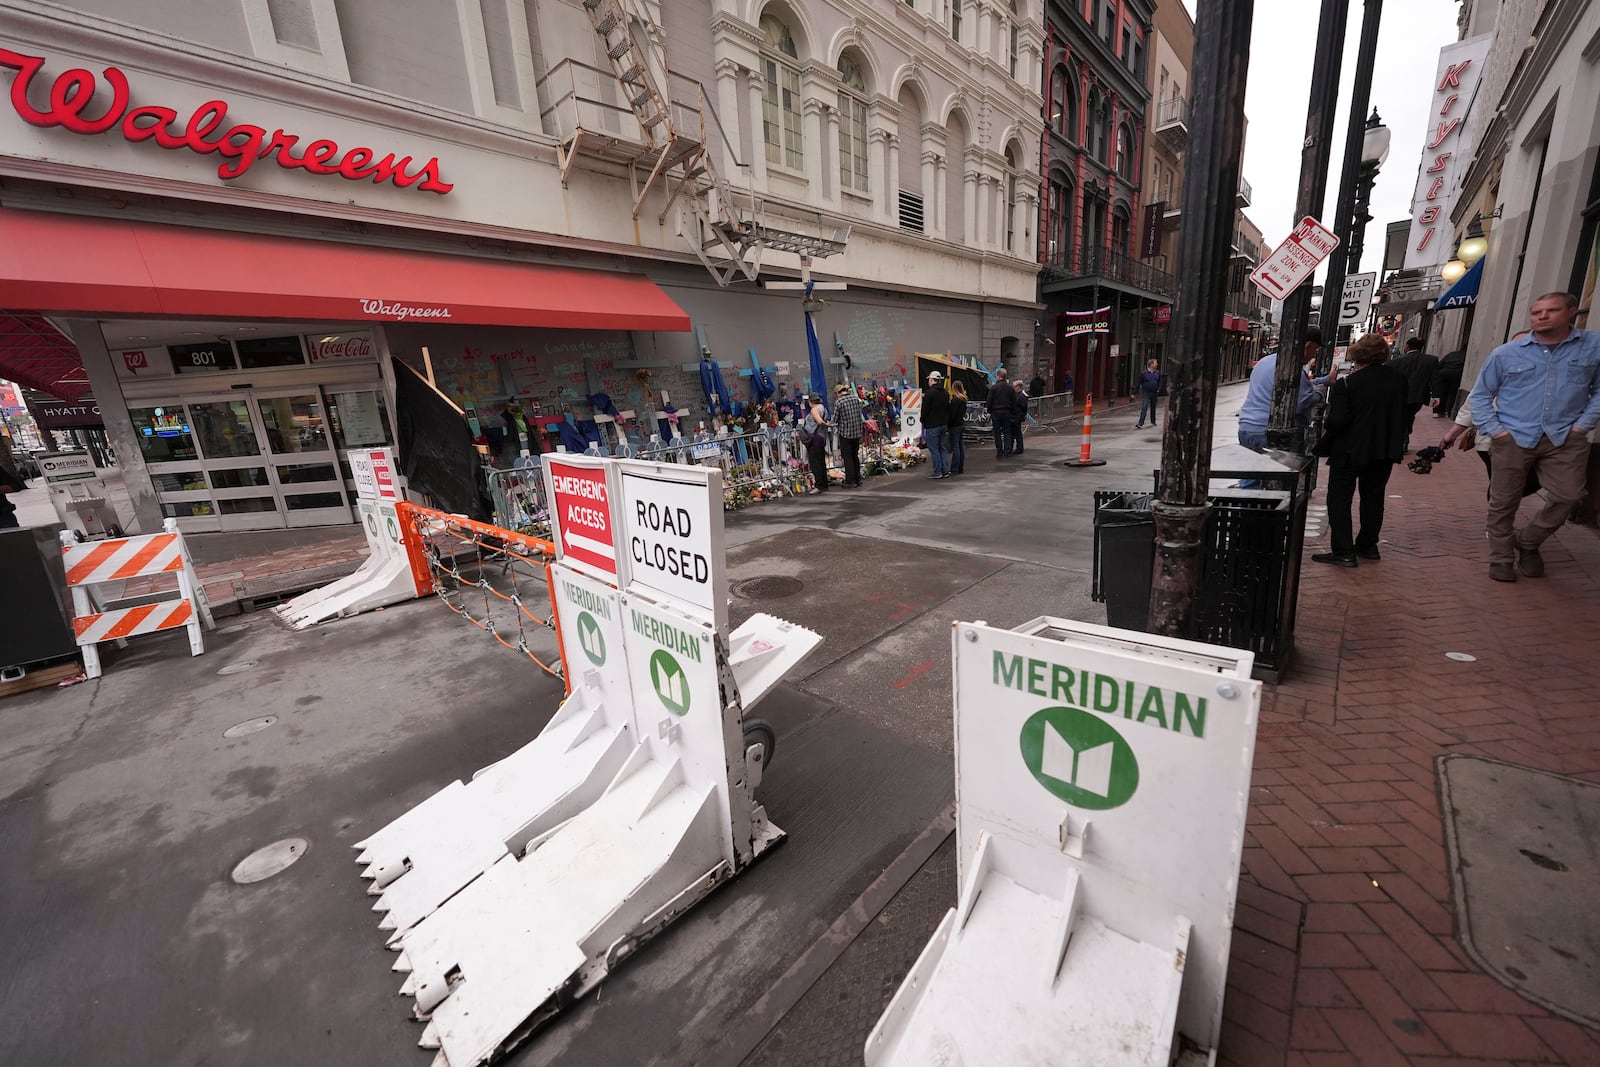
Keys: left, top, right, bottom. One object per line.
{"left": 1403, "top": 35, "right": 1491, "bottom": 269}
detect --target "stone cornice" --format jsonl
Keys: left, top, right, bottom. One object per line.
{"left": 710, "top": 11, "right": 764, "bottom": 51}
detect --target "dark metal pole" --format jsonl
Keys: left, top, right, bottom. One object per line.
{"left": 1320, "top": 0, "right": 1385, "bottom": 359}
{"left": 1267, "top": 0, "right": 1352, "bottom": 449}
{"left": 1149, "top": 0, "right": 1255, "bottom": 638}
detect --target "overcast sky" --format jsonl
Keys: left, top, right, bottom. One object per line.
{"left": 1184, "top": 0, "right": 1464, "bottom": 282}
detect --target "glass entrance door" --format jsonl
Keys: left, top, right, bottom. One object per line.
{"left": 251, "top": 388, "right": 352, "bottom": 527}
{"left": 135, "top": 388, "right": 355, "bottom": 532}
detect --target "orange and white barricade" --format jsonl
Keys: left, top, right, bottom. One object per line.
{"left": 896, "top": 388, "right": 925, "bottom": 445}
{"left": 60, "top": 518, "right": 215, "bottom": 679}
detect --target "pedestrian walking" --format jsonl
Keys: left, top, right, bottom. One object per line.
{"left": 1135, "top": 358, "right": 1164, "bottom": 428}
{"left": 833, "top": 384, "right": 866, "bottom": 488}
{"left": 1011, "top": 380, "right": 1029, "bottom": 455}
{"left": 1433, "top": 348, "right": 1466, "bottom": 418}
{"left": 1387, "top": 337, "right": 1437, "bottom": 451}
{"left": 1311, "top": 333, "right": 1409, "bottom": 567}
{"left": 947, "top": 380, "right": 968, "bottom": 475}
{"left": 1237, "top": 331, "right": 1327, "bottom": 488}
{"left": 986, "top": 368, "right": 1016, "bottom": 459}
{"left": 800, "top": 393, "right": 831, "bottom": 494}
{"left": 922, "top": 371, "right": 952, "bottom": 479}
{"left": 1470, "top": 292, "right": 1600, "bottom": 581}
{"left": 1028, "top": 372, "right": 1047, "bottom": 398}
{"left": 1439, "top": 400, "right": 1542, "bottom": 499}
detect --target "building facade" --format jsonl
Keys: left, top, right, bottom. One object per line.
{"left": 0, "top": 0, "right": 1044, "bottom": 533}
{"left": 1035, "top": 0, "right": 1165, "bottom": 402}
{"left": 1437, "top": 0, "right": 1599, "bottom": 387}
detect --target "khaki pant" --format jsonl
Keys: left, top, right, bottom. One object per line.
{"left": 1486, "top": 432, "right": 1592, "bottom": 562}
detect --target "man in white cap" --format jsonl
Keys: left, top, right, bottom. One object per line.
{"left": 922, "top": 370, "right": 951, "bottom": 479}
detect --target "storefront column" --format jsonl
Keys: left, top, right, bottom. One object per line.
{"left": 64, "top": 319, "right": 163, "bottom": 534}
{"left": 823, "top": 107, "right": 843, "bottom": 209}
{"left": 964, "top": 168, "right": 979, "bottom": 246}
{"left": 886, "top": 136, "right": 902, "bottom": 223}
{"left": 868, "top": 128, "right": 891, "bottom": 221}
{"left": 801, "top": 99, "right": 826, "bottom": 199}
{"left": 715, "top": 59, "right": 743, "bottom": 179}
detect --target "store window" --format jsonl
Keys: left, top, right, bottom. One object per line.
{"left": 191, "top": 399, "right": 262, "bottom": 459}
{"left": 837, "top": 56, "right": 870, "bottom": 195}
{"left": 760, "top": 15, "right": 803, "bottom": 172}
{"left": 328, "top": 389, "right": 394, "bottom": 450}
{"left": 210, "top": 468, "right": 271, "bottom": 490}
{"left": 256, "top": 395, "right": 330, "bottom": 455}
{"left": 129, "top": 405, "right": 197, "bottom": 462}
{"left": 236, "top": 335, "right": 307, "bottom": 369}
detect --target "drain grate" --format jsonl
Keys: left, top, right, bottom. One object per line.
{"left": 733, "top": 576, "right": 804, "bottom": 600}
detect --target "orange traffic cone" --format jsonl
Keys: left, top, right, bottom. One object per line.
{"left": 1062, "top": 393, "right": 1107, "bottom": 468}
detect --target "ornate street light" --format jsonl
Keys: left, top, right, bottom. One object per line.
{"left": 1456, "top": 213, "right": 1489, "bottom": 267}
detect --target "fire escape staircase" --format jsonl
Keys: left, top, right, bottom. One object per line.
{"left": 548, "top": 0, "right": 847, "bottom": 286}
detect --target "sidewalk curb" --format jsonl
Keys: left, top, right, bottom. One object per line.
{"left": 703, "top": 802, "right": 956, "bottom": 1067}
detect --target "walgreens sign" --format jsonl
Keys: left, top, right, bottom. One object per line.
{"left": 0, "top": 47, "right": 453, "bottom": 195}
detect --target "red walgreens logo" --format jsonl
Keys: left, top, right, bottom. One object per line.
{"left": 122, "top": 350, "right": 148, "bottom": 371}
{"left": 0, "top": 48, "right": 453, "bottom": 195}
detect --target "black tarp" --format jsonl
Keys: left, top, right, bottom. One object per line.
{"left": 393, "top": 356, "right": 491, "bottom": 521}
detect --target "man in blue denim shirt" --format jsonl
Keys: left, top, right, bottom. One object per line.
{"left": 1470, "top": 292, "right": 1600, "bottom": 582}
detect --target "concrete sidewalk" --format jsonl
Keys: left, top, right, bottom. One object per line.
{"left": 740, "top": 421, "right": 1600, "bottom": 1066}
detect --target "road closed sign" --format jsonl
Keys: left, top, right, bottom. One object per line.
{"left": 545, "top": 456, "right": 621, "bottom": 580}
{"left": 616, "top": 459, "right": 728, "bottom": 631}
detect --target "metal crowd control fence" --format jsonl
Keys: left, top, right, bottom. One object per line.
{"left": 1028, "top": 391, "right": 1079, "bottom": 431}
{"left": 396, "top": 501, "right": 567, "bottom": 685}
{"left": 485, "top": 464, "right": 551, "bottom": 534}
{"left": 1090, "top": 455, "right": 1313, "bottom": 682}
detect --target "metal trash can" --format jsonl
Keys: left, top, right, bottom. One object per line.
{"left": 1092, "top": 455, "right": 1313, "bottom": 683}
{"left": 1092, "top": 491, "right": 1156, "bottom": 631}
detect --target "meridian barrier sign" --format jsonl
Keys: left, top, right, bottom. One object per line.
{"left": 868, "top": 617, "right": 1262, "bottom": 1066}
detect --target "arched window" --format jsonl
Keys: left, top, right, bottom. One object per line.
{"left": 837, "top": 55, "right": 869, "bottom": 194}
{"left": 760, "top": 14, "right": 803, "bottom": 171}
{"left": 1048, "top": 178, "right": 1073, "bottom": 264}
{"left": 1088, "top": 90, "right": 1110, "bottom": 163}
{"left": 1112, "top": 205, "right": 1131, "bottom": 258}
{"left": 1004, "top": 144, "right": 1021, "bottom": 253}
{"left": 1116, "top": 123, "right": 1134, "bottom": 181}
{"left": 1050, "top": 67, "right": 1067, "bottom": 137}
{"left": 1008, "top": 0, "right": 1020, "bottom": 79}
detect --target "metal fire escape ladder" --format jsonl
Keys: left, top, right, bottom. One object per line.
{"left": 576, "top": 0, "right": 850, "bottom": 285}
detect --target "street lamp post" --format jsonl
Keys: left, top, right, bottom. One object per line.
{"left": 1148, "top": 0, "right": 1257, "bottom": 638}
{"left": 1346, "top": 111, "right": 1391, "bottom": 279}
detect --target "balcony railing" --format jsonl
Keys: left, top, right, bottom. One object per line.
{"left": 1155, "top": 95, "right": 1188, "bottom": 129}
{"left": 1041, "top": 244, "right": 1177, "bottom": 298}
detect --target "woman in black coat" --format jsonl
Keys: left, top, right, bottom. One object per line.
{"left": 1311, "top": 333, "right": 1410, "bottom": 567}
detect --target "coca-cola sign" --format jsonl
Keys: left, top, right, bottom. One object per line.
{"left": 0, "top": 47, "right": 453, "bottom": 195}
{"left": 307, "top": 330, "right": 376, "bottom": 363}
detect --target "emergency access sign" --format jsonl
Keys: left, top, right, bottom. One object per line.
{"left": 546, "top": 457, "right": 619, "bottom": 579}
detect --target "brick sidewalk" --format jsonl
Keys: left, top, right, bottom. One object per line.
{"left": 1223, "top": 434, "right": 1600, "bottom": 1065}
{"left": 119, "top": 531, "right": 370, "bottom": 613}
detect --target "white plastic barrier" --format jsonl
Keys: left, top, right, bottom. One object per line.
{"left": 867, "top": 617, "right": 1261, "bottom": 1067}
{"left": 356, "top": 563, "right": 638, "bottom": 942}
{"left": 358, "top": 456, "right": 820, "bottom": 1066}
{"left": 276, "top": 448, "right": 425, "bottom": 629}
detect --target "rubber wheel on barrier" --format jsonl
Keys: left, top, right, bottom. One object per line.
{"left": 743, "top": 718, "right": 777, "bottom": 771}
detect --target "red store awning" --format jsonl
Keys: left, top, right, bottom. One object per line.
{"left": 0, "top": 208, "right": 692, "bottom": 399}
{"left": 0, "top": 311, "right": 90, "bottom": 401}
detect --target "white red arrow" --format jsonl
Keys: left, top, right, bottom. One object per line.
{"left": 563, "top": 528, "right": 615, "bottom": 559}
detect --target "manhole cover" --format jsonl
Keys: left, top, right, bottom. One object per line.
{"left": 733, "top": 576, "right": 804, "bottom": 600}
{"left": 231, "top": 837, "right": 309, "bottom": 884}
{"left": 218, "top": 661, "right": 257, "bottom": 676}
{"left": 1445, "top": 652, "right": 1478, "bottom": 662}
{"left": 223, "top": 716, "right": 278, "bottom": 738}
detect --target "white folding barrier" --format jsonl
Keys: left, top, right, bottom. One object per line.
{"left": 277, "top": 448, "right": 427, "bottom": 629}
{"left": 355, "top": 456, "right": 820, "bottom": 1067}
{"left": 867, "top": 617, "right": 1261, "bottom": 1067}
{"left": 60, "top": 517, "right": 215, "bottom": 679}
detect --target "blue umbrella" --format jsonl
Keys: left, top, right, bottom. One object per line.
{"left": 805, "top": 280, "right": 828, "bottom": 412}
